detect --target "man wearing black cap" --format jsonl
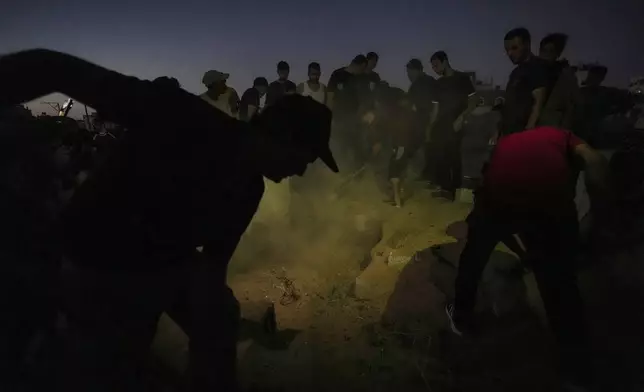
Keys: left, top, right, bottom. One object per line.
{"left": 406, "top": 58, "right": 438, "bottom": 181}
{"left": 0, "top": 48, "right": 338, "bottom": 392}
{"left": 327, "top": 54, "right": 369, "bottom": 171}
{"left": 239, "top": 77, "right": 269, "bottom": 122}
{"left": 266, "top": 61, "right": 297, "bottom": 107}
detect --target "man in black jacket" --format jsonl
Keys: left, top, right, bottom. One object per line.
{"left": 0, "top": 49, "right": 338, "bottom": 392}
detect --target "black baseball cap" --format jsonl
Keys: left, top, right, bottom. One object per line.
{"left": 252, "top": 95, "right": 338, "bottom": 173}
{"left": 406, "top": 58, "right": 423, "bottom": 70}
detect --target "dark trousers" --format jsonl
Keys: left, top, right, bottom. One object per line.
{"left": 167, "top": 260, "right": 240, "bottom": 392}
{"left": 454, "top": 202, "right": 590, "bottom": 379}
{"left": 0, "top": 253, "right": 60, "bottom": 388}
{"left": 422, "top": 142, "right": 438, "bottom": 183}
{"left": 433, "top": 125, "right": 463, "bottom": 193}
{"left": 58, "top": 256, "right": 240, "bottom": 392}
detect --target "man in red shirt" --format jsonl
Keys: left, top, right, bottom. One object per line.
{"left": 446, "top": 126, "right": 609, "bottom": 391}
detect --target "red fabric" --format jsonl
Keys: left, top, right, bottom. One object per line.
{"left": 482, "top": 126, "right": 583, "bottom": 210}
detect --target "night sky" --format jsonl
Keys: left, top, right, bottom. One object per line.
{"left": 2, "top": 0, "right": 642, "bottom": 118}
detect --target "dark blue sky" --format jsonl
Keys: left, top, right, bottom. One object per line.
{"left": 2, "top": 0, "right": 642, "bottom": 117}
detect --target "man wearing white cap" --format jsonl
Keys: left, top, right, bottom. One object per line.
{"left": 200, "top": 69, "right": 239, "bottom": 118}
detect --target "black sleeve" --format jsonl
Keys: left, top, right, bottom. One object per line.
{"left": 265, "top": 82, "right": 278, "bottom": 106}
{"left": 286, "top": 81, "right": 297, "bottom": 93}
{"left": 327, "top": 71, "right": 340, "bottom": 93}
{"left": 461, "top": 73, "right": 476, "bottom": 96}
{"left": 430, "top": 80, "right": 441, "bottom": 103}
{"left": 529, "top": 63, "right": 549, "bottom": 92}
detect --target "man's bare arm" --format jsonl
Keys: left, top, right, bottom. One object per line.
{"left": 573, "top": 143, "right": 609, "bottom": 191}
{"left": 296, "top": 83, "right": 305, "bottom": 95}
{"left": 0, "top": 49, "right": 158, "bottom": 128}
{"left": 526, "top": 87, "right": 547, "bottom": 129}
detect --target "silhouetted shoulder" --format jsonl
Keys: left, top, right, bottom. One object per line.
{"left": 241, "top": 88, "right": 260, "bottom": 106}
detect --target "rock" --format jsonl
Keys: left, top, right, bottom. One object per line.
{"left": 457, "top": 188, "right": 474, "bottom": 203}
{"left": 385, "top": 249, "right": 416, "bottom": 268}
{"left": 445, "top": 221, "right": 468, "bottom": 240}
{"left": 239, "top": 299, "right": 275, "bottom": 324}
{"left": 353, "top": 214, "right": 383, "bottom": 248}
{"left": 382, "top": 256, "right": 446, "bottom": 331}
{"left": 354, "top": 259, "right": 399, "bottom": 301}
{"left": 480, "top": 266, "right": 529, "bottom": 318}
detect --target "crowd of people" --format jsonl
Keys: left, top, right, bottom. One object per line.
{"left": 0, "top": 24, "right": 642, "bottom": 392}
{"left": 200, "top": 28, "right": 638, "bottom": 209}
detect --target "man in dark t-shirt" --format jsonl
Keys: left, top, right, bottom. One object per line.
{"left": 239, "top": 77, "right": 268, "bottom": 122}
{"left": 327, "top": 54, "right": 368, "bottom": 171}
{"left": 406, "top": 58, "right": 437, "bottom": 180}
{"left": 357, "top": 51, "right": 382, "bottom": 111}
{"left": 500, "top": 27, "right": 548, "bottom": 136}
{"left": 429, "top": 51, "right": 478, "bottom": 200}
{"left": 327, "top": 55, "right": 367, "bottom": 119}
{"left": 266, "top": 61, "right": 297, "bottom": 107}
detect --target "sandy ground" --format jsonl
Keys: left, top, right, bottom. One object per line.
{"left": 222, "top": 180, "right": 555, "bottom": 392}
{"left": 151, "top": 166, "right": 644, "bottom": 392}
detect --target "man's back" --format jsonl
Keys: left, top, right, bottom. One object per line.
{"left": 482, "top": 126, "right": 581, "bottom": 211}
{"left": 62, "top": 85, "right": 264, "bottom": 268}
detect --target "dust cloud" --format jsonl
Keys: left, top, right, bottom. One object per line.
{"left": 229, "top": 158, "right": 384, "bottom": 278}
